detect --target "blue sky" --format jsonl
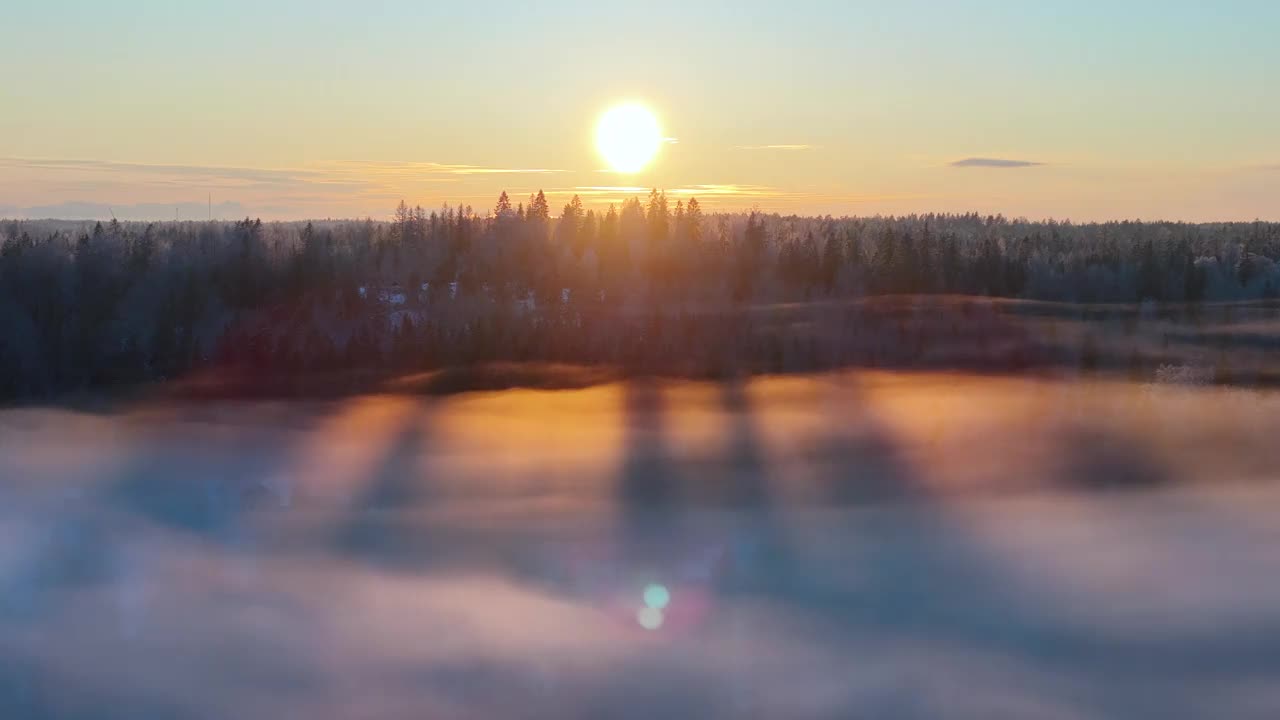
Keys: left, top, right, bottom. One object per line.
{"left": 3, "top": 0, "right": 1278, "bottom": 220}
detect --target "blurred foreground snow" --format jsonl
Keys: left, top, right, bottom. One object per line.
{"left": 2, "top": 371, "right": 1280, "bottom": 718}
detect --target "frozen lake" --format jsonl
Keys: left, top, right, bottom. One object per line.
{"left": 3, "top": 371, "right": 1280, "bottom": 718}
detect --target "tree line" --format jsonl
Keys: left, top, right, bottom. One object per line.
{"left": 2, "top": 190, "right": 1278, "bottom": 400}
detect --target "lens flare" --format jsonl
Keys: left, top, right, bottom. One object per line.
{"left": 636, "top": 606, "right": 664, "bottom": 631}
{"left": 643, "top": 583, "right": 670, "bottom": 610}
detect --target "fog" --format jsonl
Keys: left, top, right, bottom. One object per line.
{"left": 3, "top": 371, "right": 1280, "bottom": 718}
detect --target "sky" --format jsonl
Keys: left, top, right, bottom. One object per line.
{"left": 2, "top": 0, "right": 1278, "bottom": 221}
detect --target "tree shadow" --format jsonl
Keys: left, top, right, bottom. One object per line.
{"left": 1055, "top": 424, "right": 1174, "bottom": 491}
{"left": 711, "top": 376, "right": 772, "bottom": 510}
{"left": 104, "top": 439, "right": 287, "bottom": 542}
{"left": 334, "top": 405, "right": 438, "bottom": 570}
{"left": 1, "top": 408, "right": 321, "bottom": 622}
{"left": 616, "top": 377, "right": 685, "bottom": 567}
{"left": 708, "top": 375, "right": 794, "bottom": 596}
{"left": 698, "top": 372, "right": 1242, "bottom": 716}
{"left": 812, "top": 396, "right": 918, "bottom": 506}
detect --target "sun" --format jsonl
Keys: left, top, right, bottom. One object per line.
{"left": 596, "top": 103, "right": 662, "bottom": 173}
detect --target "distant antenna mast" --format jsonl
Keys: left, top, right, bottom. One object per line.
{"left": 208, "top": 193, "right": 212, "bottom": 221}
{"left": 109, "top": 208, "right": 117, "bottom": 221}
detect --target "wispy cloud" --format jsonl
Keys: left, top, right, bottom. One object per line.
{"left": 7, "top": 200, "right": 250, "bottom": 221}
{"left": 735, "top": 144, "right": 818, "bottom": 151}
{"left": 0, "top": 157, "right": 570, "bottom": 218}
{"left": 668, "top": 184, "right": 779, "bottom": 197}
{"left": 333, "top": 160, "right": 565, "bottom": 176}
{"left": 568, "top": 185, "right": 781, "bottom": 199}
{"left": 0, "top": 157, "right": 564, "bottom": 184}
{"left": 0, "top": 156, "right": 926, "bottom": 219}
{"left": 571, "top": 186, "right": 651, "bottom": 195}
{"left": 949, "top": 157, "right": 1044, "bottom": 168}
{"left": 0, "top": 157, "right": 327, "bottom": 186}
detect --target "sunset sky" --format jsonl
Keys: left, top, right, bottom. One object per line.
{"left": 3, "top": 0, "right": 1278, "bottom": 221}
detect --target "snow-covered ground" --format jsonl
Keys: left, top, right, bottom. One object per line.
{"left": 2, "top": 372, "right": 1280, "bottom": 718}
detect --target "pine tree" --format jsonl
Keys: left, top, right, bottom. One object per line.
{"left": 559, "top": 195, "right": 585, "bottom": 256}
{"left": 528, "top": 190, "right": 550, "bottom": 222}
{"left": 599, "top": 204, "right": 627, "bottom": 292}
{"left": 821, "top": 232, "right": 843, "bottom": 292}
{"left": 646, "top": 188, "right": 669, "bottom": 245}
{"left": 495, "top": 191, "right": 513, "bottom": 218}
{"left": 580, "top": 209, "right": 598, "bottom": 255}
{"left": 685, "top": 197, "right": 704, "bottom": 244}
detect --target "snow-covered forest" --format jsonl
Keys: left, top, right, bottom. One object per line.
{"left": 3, "top": 190, "right": 1279, "bottom": 401}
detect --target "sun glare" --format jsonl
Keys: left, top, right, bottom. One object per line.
{"left": 596, "top": 104, "right": 662, "bottom": 174}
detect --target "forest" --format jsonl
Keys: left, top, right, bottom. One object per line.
{"left": 2, "top": 190, "right": 1279, "bottom": 401}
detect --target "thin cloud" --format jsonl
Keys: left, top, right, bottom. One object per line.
{"left": 568, "top": 184, "right": 782, "bottom": 199}
{"left": 7, "top": 200, "right": 249, "bottom": 221}
{"left": 334, "top": 161, "right": 564, "bottom": 175}
{"left": 572, "top": 186, "right": 651, "bottom": 195}
{"left": 0, "top": 157, "right": 325, "bottom": 185}
{"left": 669, "top": 184, "right": 779, "bottom": 197}
{"left": 735, "top": 144, "right": 818, "bottom": 151}
{"left": 1, "top": 157, "right": 563, "bottom": 185}
{"left": 0, "top": 156, "right": 570, "bottom": 219}
{"left": 950, "top": 157, "right": 1044, "bottom": 168}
